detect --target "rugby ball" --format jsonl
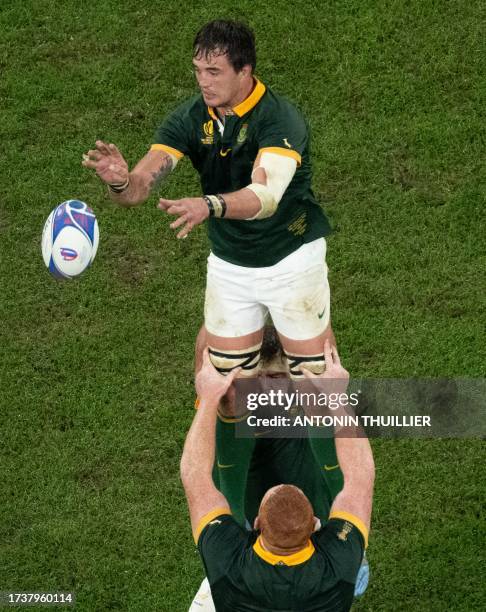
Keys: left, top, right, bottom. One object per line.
{"left": 41, "top": 200, "right": 99, "bottom": 279}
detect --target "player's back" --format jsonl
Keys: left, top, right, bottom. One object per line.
{"left": 198, "top": 514, "right": 364, "bottom": 612}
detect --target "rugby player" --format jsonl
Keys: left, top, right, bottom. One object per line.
{"left": 195, "top": 325, "right": 344, "bottom": 528}
{"left": 82, "top": 19, "right": 334, "bottom": 383}
{"left": 182, "top": 341, "right": 375, "bottom": 611}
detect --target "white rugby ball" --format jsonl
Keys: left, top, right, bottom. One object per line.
{"left": 42, "top": 200, "right": 99, "bottom": 279}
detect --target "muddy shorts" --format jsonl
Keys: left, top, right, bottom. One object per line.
{"left": 204, "top": 238, "right": 330, "bottom": 340}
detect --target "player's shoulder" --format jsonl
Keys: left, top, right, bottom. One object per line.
{"left": 315, "top": 513, "right": 367, "bottom": 550}
{"left": 197, "top": 512, "right": 247, "bottom": 550}
{"left": 258, "top": 84, "right": 306, "bottom": 122}
{"left": 312, "top": 513, "right": 366, "bottom": 584}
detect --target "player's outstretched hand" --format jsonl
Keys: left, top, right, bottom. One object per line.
{"left": 82, "top": 140, "right": 129, "bottom": 186}
{"left": 195, "top": 348, "right": 241, "bottom": 405}
{"left": 158, "top": 197, "right": 209, "bottom": 239}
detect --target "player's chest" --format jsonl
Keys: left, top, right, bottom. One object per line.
{"left": 191, "top": 115, "right": 258, "bottom": 170}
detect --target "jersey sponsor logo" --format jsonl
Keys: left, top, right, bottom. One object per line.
{"left": 220, "top": 148, "right": 232, "bottom": 157}
{"left": 287, "top": 212, "right": 307, "bottom": 236}
{"left": 201, "top": 120, "right": 214, "bottom": 144}
{"left": 237, "top": 123, "right": 248, "bottom": 144}
{"left": 283, "top": 138, "right": 292, "bottom": 148}
{"left": 337, "top": 521, "right": 354, "bottom": 542}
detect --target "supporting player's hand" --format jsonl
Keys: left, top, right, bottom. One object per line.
{"left": 301, "top": 341, "right": 349, "bottom": 392}
{"left": 158, "top": 197, "right": 209, "bottom": 239}
{"left": 82, "top": 140, "right": 129, "bottom": 186}
{"left": 195, "top": 348, "right": 241, "bottom": 406}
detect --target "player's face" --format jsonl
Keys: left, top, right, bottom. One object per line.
{"left": 193, "top": 51, "right": 246, "bottom": 108}
{"left": 259, "top": 356, "right": 289, "bottom": 379}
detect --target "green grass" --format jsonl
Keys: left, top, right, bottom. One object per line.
{"left": 1, "top": 0, "right": 485, "bottom": 609}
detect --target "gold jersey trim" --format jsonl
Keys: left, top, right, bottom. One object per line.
{"left": 150, "top": 143, "right": 184, "bottom": 159}
{"left": 258, "top": 146, "right": 302, "bottom": 165}
{"left": 253, "top": 536, "right": 315, "bottom": 566}
{"left": 329, "top": 510, "right": 369, "bottom": 548}
{"left": 194, "top": 507, "right": 232, "bottom": 544}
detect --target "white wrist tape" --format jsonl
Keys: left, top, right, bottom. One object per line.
{"left": 246, "top": 152, "right": 297, "bottom": 220}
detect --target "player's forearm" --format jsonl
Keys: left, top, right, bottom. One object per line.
{"left": 108, "top": 172, "right": 152, "bottom": 206}
{"left": 216, "top": 188, "right": 262, "bottom": 219}
{"left": 331, "top": 433, "right": 375, "bottom": 528}
{"left": 109, "top": 153, "right": 174, "bottom": 207}
{"left": 180, "top": 397, "right": 219, "bottom": 489}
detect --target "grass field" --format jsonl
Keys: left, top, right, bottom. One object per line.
{"left": 1, "top": 0, "right": 485, "bottom": 610}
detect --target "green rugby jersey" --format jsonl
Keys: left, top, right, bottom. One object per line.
{"left": 152, "top": 79, "right": 331, "bottom": 267}
{"left": 196, "top": 510, "right": 366, "bottom": 611}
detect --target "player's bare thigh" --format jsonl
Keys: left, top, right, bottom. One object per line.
{"left": 278, "top": 324, "right": 335, "bottom": 356}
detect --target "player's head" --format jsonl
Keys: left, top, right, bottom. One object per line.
{"left": 259, "top": 325, "right": 288, "bottom": 378}
{"left": 193, "top": 20, "right": 256, "bottom": 107}
{"left": 255, "top": 484, "right": 315, "bottom": 551}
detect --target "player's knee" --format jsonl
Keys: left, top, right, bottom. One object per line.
{"left": 284, "top": 352, "right": 325, "bottom": 379}
{"left": 209, "top": 344, "right": 262, "bottom": 377}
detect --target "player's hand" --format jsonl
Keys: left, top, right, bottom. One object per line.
{"left": 82, "top": 140, "right": 129, "bottom": 186}
{"left": 301, "top": 341, "right": 349, "bottom": 391}
{"left": 195, "top": 348, "right": 241, "bottom": 405}
{"left": 158, "top": 197, "right": 209, "bottom": 239}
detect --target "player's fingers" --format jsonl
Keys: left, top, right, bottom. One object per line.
{"left": 108, "top": 143, "right": 122, "bottom": 158}
{"left": 324, "top": 339, "right": 333, "bottom": 367}
{"left": 202, "top": 347, "right": 212, "bottom": 368}
{"left": 82, "top": 158, "right": 99, "bottom": 169}
{"left": 96, "top": 140, "right": 111, "bottom": 156}
{"left": 87, "top": 149, "right": 102, "bottom": 160}
{"left": 170, "top": 215, "right": 187, "bottom": 229}
{"left": 227, "top": 366, "right": 242, "bottom": 384}
{"left": 177, "top": 222, "right": 193, "bottom": 239}
{"left": 300, "top": 366, "right": 315, "bottom": 379}
{"left": 331, "top": 344, "right": 341, "bottom": 366}
{"left": 157, "top": 198, "right": 176, "bottom": 211}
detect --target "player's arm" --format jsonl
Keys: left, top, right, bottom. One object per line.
{"left": 329, "top": 425, "right": 374, "bottom": 540}
{"left": 180, "top": 349, "right": 240, "bottom": 541}
{"left": 82, "top": 141, "right": 177, "bottom": 207}
{"left": 158, "top": 151, "right": 297, "bottom": 238}
{"left": 303, "top": 342, "right": 375, "bottom": 537}
{"left": 216, "top": 150, "right": 298, "bottom": 219}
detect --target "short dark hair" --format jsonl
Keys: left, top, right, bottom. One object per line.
{"left": 193, "top": 19, "right": 256, "bottom": 73}
{"left": 260, "top": 325, "right": 284, "bottom": 365}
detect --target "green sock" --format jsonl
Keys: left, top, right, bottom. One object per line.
{"left": 216, "top": 417, "right": 256, "bottom": 526}
{"left": 308, "top": 434, "right": 344, "bottom": 501}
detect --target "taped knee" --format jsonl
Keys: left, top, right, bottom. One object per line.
{"left": 209, "top": 344, "right": 262, "bottom": 377}
{"left": 285, "top": 352, "right": 325, "bottom": 379}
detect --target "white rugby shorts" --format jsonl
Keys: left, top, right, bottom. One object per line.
{"left": 188, "top": 577, "right": 215, "bottom": 611}
{"left": 204, "top": 238, "right": 330, "bottom": 340}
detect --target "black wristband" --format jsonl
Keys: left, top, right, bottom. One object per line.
{"left": 203, "top": 195, "right": 215, "bottom": 217}
{"left": 108, "top": 178, "right": 130, "bottom": 193}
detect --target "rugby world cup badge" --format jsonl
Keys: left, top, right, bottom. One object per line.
{"left": 201, "top": 120, "right": 214, "bottom": 145}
